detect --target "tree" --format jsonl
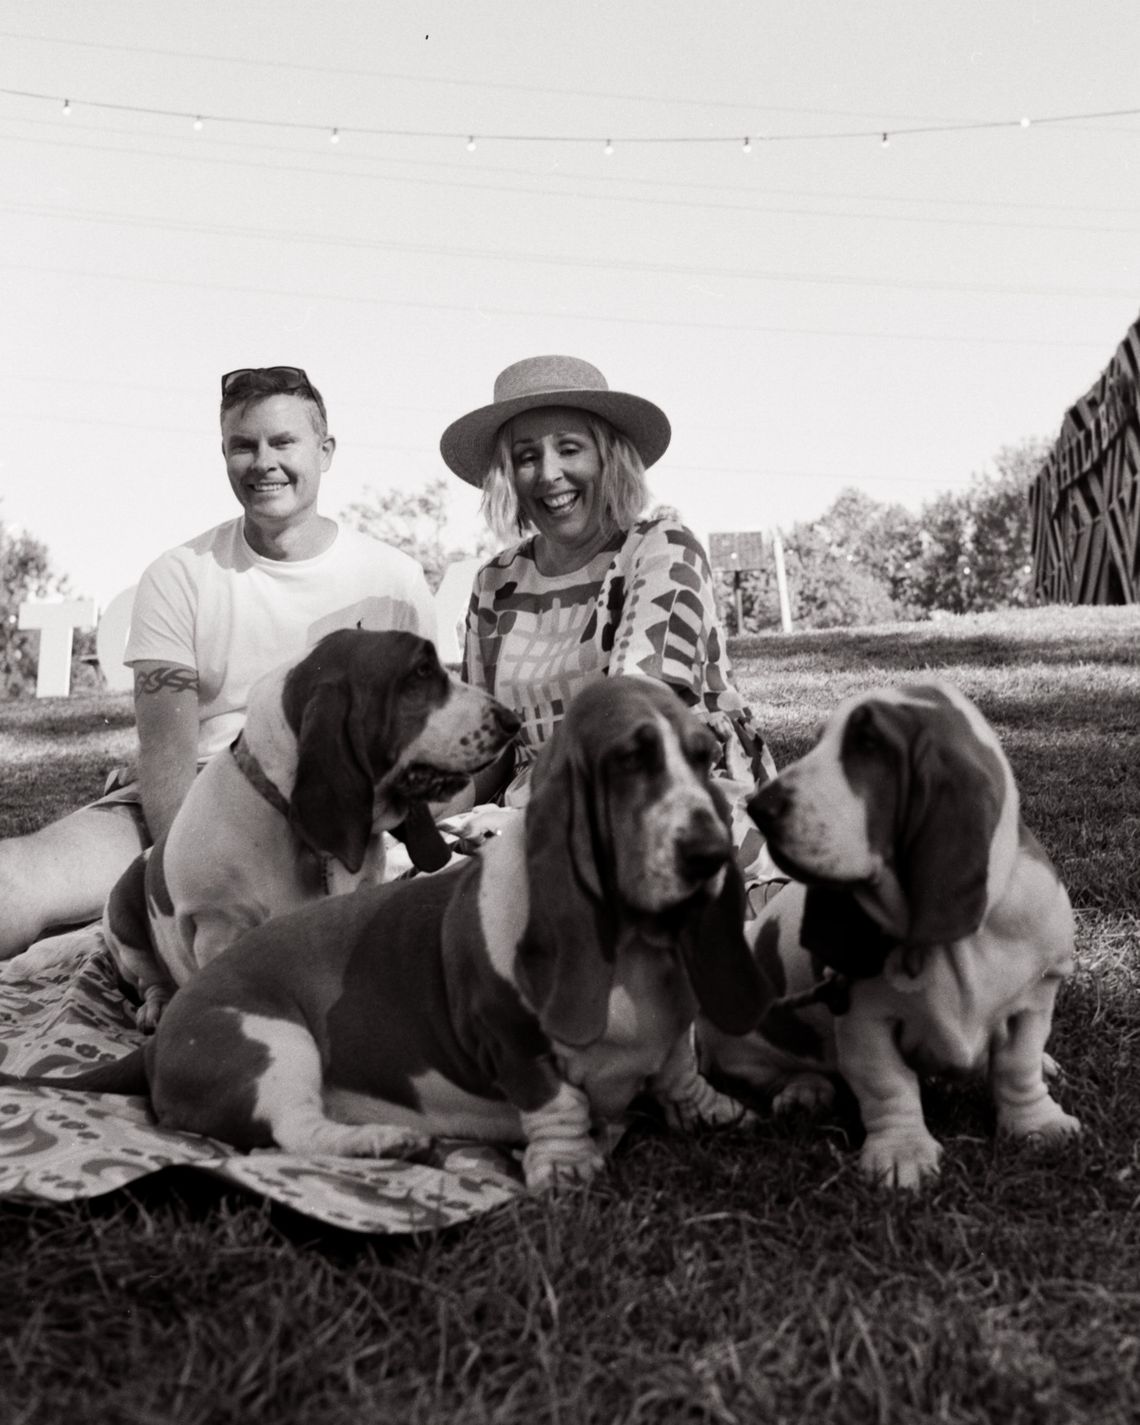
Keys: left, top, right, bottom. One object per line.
{"left": 814, "top": 487, "right": 926, "bottom": 615}
{"left": 341, "top": 478, "right": 495, "bottom": 592}
{"left": 905, "top": 438, "right": 1049, "bottom": 614}
{"left": 721, "top": 522, "right": 899, "bottom": 632}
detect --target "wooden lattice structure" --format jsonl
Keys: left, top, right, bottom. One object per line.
{"left": 1030, "top": 313, "right": 1140, "bottom": 604}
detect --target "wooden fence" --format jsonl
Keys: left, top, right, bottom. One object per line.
{"left": 1030, "top": 313, "right": 1140, "bottom": 604}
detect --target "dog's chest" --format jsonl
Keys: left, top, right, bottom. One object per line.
{"left": 558, "top": 943, "right": 693, "bottom": 1118}
{"left": 863, "top": 935, "right": 1046, "bottom": 1074}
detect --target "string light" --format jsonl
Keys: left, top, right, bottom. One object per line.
{"left": 329, "top": 127, "right": 340, "bottom": 144}
{"left": 8, "top": 86, "right": 1137, "bottom": 152}
{"left": 192, "top": 115, "right": 203, "bottom": 132}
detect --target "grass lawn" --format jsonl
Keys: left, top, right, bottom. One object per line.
{"left": 1, "top": 604, "right": 1138, "bottom": 1424}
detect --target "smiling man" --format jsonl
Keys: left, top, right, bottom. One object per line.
{"left": 0, "top": 366, "right": 435, "bottom": 958}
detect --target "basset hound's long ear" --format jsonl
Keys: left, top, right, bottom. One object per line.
{"left": 899, "top": 708, "right": 1005, "bottom": 946}
{"left": 678, "top": 856, "right": 775, "bottom": 1034}
{"left": 516, "top": 731, "right": 618, "bottom": 1048}
{"left": 678, "top": 782, "right": 775, "bottom": 1033}
{"left": 287, "top": 677, "right": 376, "bottom": 874}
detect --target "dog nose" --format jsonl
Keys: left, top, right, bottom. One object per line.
{"left": 676, "top": 818, "right": 730, "bottom": 883}
{"left": 747, "top": 779, "right": 790, "bottom": 831}
{"left": 494, "top": 704, "right": 521, "bottom": 736}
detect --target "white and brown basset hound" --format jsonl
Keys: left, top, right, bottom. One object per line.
{"left": 698, "top": 678, "right": 1081, "bottom": 1189}
{"left": 7, "top": 677, "right": 774, "bottom": 1191}
{"left": 3, "top": 630, "right": 518, "bottom": 1027}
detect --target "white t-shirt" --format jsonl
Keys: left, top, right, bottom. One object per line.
{"left": 125, "top": 517, "right": 437, "bottom": 761}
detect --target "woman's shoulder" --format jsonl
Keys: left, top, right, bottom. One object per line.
{"left": 620, "top": 515, "right": 712, "bottom": 572}
{"left": 470, "top": 536, "right": 538, "bottom": 588}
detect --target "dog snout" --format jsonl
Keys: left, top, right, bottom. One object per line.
{"left": 493, "top": 703, "right": 521, "bottom": 738}
{"left": 747, "top": 778, "right": 791, "bottom": 832}
{"left": 675, "top": 810, "right": 731, "bottom": 883}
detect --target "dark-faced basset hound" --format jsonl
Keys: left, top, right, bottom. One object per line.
{"left": 6, "top": 677, "right": 774, "bottom": 1191}
{"left": 698, "top": 679, "right": 1081, "bottom": 1190}
{"left": 3, "top": 630, "right": 519, "bottom": 1028}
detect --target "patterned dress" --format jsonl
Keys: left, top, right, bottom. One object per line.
{"left": 461, "top": 517, "right": 778, "bottom": 886}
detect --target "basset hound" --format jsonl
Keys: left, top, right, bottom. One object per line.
{"left": 7, "top": 677, "right": 774, "bottom": 1191}
{"left": 3, "top": 629, "right": 519, "bottom": 1028}
{"left": 698, "top": 679, "right": 1081, "bottom": 1189}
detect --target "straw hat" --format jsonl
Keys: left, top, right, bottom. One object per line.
{"left": 439, "top": 355, "right": 671, "bottom": 487}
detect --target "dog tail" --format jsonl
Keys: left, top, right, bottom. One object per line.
{"left": 0, "top": 1047, "right": 150, "bottom": 1097}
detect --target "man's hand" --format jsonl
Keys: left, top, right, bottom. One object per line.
{"left": 132, "top": 660, "right": 200, "bottom": 841}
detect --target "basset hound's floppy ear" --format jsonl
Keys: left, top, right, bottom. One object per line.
{"left": 847, "top": 694, "right": 1005, "bottom": 949}
{"left": 285, "top": 671, "right": 378, "bottom": 874}
{"left": 896, "top": 700, "right": 1005, "bottom": 946}
{"left": 516, "top": 727, "right": 619, "bottom": 1048}
{"left": 678, "top": 855, "right": 775, "bottom": 1034}
{"left": 389, "top": 801, "right": 452, "bottom": 873}
{"left": 677, "top": 781, "right": 775, "bottom": 1033}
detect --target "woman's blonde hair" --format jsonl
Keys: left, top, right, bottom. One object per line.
{"left": 480, "top": 410, "right": 650, "bottom": 542}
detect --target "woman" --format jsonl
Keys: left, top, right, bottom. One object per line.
{"left": 440, "top": 354, "right": 780, "bottom": 906}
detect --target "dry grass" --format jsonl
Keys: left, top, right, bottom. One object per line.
{"left": 1, "top": 604, "right": 1138, "bottom": 1424}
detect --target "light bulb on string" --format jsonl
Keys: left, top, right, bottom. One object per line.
{"left": 192, "top": 115, "right": 203, "bottom": 132}
{"left": 880, "top": 131, "right": 890, "bottom": 148}
{"left": 330, "top": 127, "right": 340, "bottom": 144}
{"left": 466, "top": 135, "right": 476, "bottom": 152}
{"left": 742, "top": 136, "right": 752, "bottom": 154}
{"left": 1020, "top": 115, "right": 1031, "bottom": 128}
{"left": 603, "top": 138, "right": 614, "bottom": 156}
{"left": 61, "top": 98, "right": 71, "bottom": 116}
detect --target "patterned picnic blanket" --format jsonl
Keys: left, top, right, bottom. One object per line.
{"left": 0, "top": 928, "right": 525, "bottom": 1233}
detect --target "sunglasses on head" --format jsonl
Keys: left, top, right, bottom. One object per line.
{"left": 220, "top": 366, "right": 313, "bottom": 397}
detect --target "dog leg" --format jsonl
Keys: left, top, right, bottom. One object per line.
{"left": 655, "top": 1031, "right": 754, "bottom": 1132}
{"left": 0, "top": 924, "right": 97, "bottom": 981}
{"left": 991, "top": 982, "right": 1081, "bottom": 1142}
{"left": 835, "top": 1013, "right": 942, "bottom": 1189}
{"left": 519, "top": 1081, "right": 605, "bottom": 1191}
{"left": 238, "top": 1017, "right": 430, "bottom": 1160}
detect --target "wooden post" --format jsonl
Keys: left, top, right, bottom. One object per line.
{"left": 729, "top": 552, "right": 744, "bottom": 633}
{"left": 772, "top": 530, "right": 793, "bottom": 633}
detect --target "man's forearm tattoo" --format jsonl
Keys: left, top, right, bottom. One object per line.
{"left": 134, "top": 666, "right": 200, "bottom": 696}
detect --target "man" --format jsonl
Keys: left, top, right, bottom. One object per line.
{"left": 0, "top": 365, "right": 435, "bottom": 957}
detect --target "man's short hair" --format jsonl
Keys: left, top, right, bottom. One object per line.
{"left": 220, "top": 370, "right": 329, "bottom": 440}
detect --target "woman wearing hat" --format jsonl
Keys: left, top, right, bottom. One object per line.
{"left": 440, "top": 354, "right": 781, "bottom": 906}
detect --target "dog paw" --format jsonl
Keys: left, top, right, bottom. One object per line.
{"left": 999, "top": 1098, "right": 1081, "bottom": 1143}
{"left": 134, "top": 992, "right": 173, "bottom": 1035}
{"left": 772, "top": 1073, "right": 834, "bottom": 1117}
{"left": 859, "top": 1129, "right": 943, "bottom": 1190}
{"left": 287, "top": 1122, "right": 431, "bottom": 1159}
{"left": 522, "top": 1139, "right": 606, "bottom": 1193}
{"left": 665, "top": 1086, "right": 754, "bottom": 1133}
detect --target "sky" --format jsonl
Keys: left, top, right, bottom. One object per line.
{"left": 1, "top": 0, "right": 1138, "bottom": 609}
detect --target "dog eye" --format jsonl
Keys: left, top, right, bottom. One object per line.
{"left": 612, "top": 746, "right": 648, "bottom": 774}
{"left": 611, "top": 727, "right": 662, "bottom": 775}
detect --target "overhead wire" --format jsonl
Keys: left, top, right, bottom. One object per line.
{"left": 0, "top": 261, "right": 1111, "bottom": 349}
{"left": 2, "top": 122, "right": 1139, "bottom": 235}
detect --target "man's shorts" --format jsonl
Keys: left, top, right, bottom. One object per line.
{"left": 83, "top": 766, "right": 150, "bottom": 846}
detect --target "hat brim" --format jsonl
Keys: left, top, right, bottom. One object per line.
{"left": 440, "top": 388, "right": 671, "bottom": 487}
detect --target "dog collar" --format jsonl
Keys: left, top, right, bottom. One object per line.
{"left": 230, "top": 733, "right": 290, "bottom": 818}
